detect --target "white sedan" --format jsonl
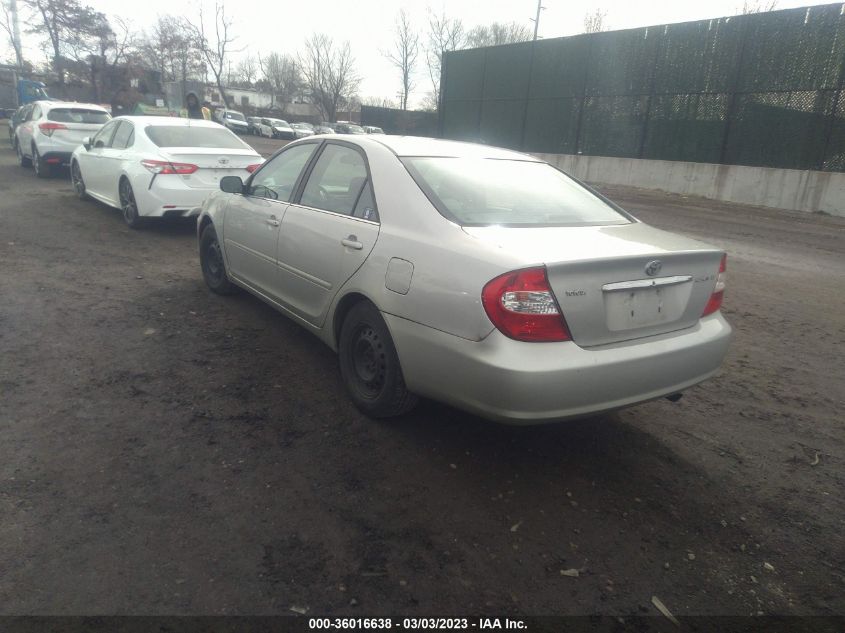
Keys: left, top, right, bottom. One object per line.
{"left": 70, "top": 116, "right": 264, "bottom": 228}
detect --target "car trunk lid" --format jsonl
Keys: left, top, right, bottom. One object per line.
{"left": 158, "top": 147, "right": 261, "bottom": 189}
{"left": 464, "top": 222, "right": 724, "bottom": 347}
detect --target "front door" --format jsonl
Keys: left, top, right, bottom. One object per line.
{"left": 222, "top": 142, "right": 319, "bottom": 299}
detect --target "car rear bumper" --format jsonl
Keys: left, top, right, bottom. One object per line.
{"left": 38, "top": 150, "right": 72, "bottom": 166}
{"left": 384, "top": 312, "right": 732, "bottom": 424}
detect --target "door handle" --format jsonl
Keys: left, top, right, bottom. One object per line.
{"left": 341, "top": 235, "right": 363, "bottom": 250}
{"left": 266, "top": 215, "right": 280, "bottom": 227}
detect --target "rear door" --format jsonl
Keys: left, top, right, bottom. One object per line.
{"left": 275, "top": 142, "right": 380, "bottom": 327}
{"left": 16, "top": 103, "right": 37, "bottom": 155}
{"left": 223, "top": 142, "right": 319, "bottom": 298}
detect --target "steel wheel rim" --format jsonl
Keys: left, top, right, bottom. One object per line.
{"left": 204, "top": 239, "right": 224, "bottom": 282}
{"left": 120, "top": 181, "right": 137, "bottom": 223}
{"left": 351, "top": 325, "right": 386, "bottom": 398}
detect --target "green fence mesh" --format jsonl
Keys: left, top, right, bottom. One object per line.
{"left": 439, "top": 3, "right": 845, "bottom": 171}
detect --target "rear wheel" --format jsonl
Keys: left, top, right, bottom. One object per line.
{"left": 119, "top": 178, "right": 143, "bottom": 228}
{"left": 32, "top": 146, "right": 50, "bottom": 178}
{"left": 339, "top": 301, "right": 417, "bottom": 418}
{"left": 16, "top": 139, "right": 31, "bottom": 167}
{"left": 199, "top": 224, "right": 235, "bottom": 295}
{"left": 71, "top": 161, "right": 88, "bottom": 200}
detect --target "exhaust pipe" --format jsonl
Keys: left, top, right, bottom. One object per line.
{"left": 665, "top": 393, "right": 683, "bottom": 403}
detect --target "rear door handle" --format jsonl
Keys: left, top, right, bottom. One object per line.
{"left": 266, "top": 215, "right": 280, "bottom": 227}
{"left": 341, "top": 235, "right": 363, "bottom": 250}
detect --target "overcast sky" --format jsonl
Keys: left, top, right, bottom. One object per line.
{"left": 9, "top": 0, "right": 838, "bottom": 107}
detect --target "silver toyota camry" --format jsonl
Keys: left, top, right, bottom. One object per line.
{"left": 197, "top": 135, "right": 731, "bottom": 424}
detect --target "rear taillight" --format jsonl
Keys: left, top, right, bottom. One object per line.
{"left": 246, "top": 163, "right": 262, "bottom": 173}
{"left": 702, "top": 254, "right": 727, "bottom": 316}
{"left": 482, "top": 266, "right": 571, "bottom": 342}
{"left": 141, "top": 159, "right": 198, "bottom": 175}
{"left": 38, "top": 122, "right": 67, "bottom": 137}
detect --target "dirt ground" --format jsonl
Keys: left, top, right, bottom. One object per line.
{"left": 0, "top": 133, "right": 843, "bottom": 618}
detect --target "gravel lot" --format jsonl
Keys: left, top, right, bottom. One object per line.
{"left": 0, "top": 132, "right": 843, "bottom": 617}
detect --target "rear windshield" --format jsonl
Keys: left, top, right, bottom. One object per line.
{"left": 402, "top": 157, "right": 630, "bottom": 227}
{"left": 145, "top": 125, "right": 250, "bottom": 150}
{"left": 48, "top": 108, "right": 110, "bottom": 124}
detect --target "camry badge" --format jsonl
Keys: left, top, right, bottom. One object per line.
{"left": 645, "top": 260, "right": 663, "bottom": 277}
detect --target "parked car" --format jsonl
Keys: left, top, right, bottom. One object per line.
{"left": 8, "top": 103, "right": 30, "bottom": 145}
{"left": 196, "top": 136, "right": 732, "bottom": 423}
{"left": 70, "top": 116, "right": 263, "bottom": 228}
{"left": 219, "top": 109, "right": 249, "bottom": 134}
{"left": 290, "top": 122, "right": 315, "bottom": 138}
{"left": 314, "top": 123, "right": 335, "bottom": 134}
{"left": 247, "top": 116, "right": 262, "bottom": 135}
{"left": 334, "top": 122, "right": 366, "bottom": 134}
{"left": 258, "top": 118, "right": 295, "bottom": 139}
{"left": 14, "top": 100, "right": 110, "bottom": 178}
{"left": 362, "top": 126, "right": 385, "bottom": 134}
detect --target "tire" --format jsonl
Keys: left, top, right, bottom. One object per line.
{"left": 71, "top": 161, "right": 88, "bottom": 200}
{"left": 119, "top": 178, "right": 143, "bottom": 229}
{"left": 199, "top": 223, "right": 236, "bottom": 295}
{"left": 338, "top": 301, "right": 417, "bottom": 418}
{"left": 16, "top": 138, "right": 31, "bottom": 167}
{"left": 32, "top": 145, "right": 50, "bottom": 178}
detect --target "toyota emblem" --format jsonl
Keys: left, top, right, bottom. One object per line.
{"left": 218, "top": 157, "right": 229, "bottom": 165}
{"left": 644, "top": 260, "right": 663, "bottom": 276}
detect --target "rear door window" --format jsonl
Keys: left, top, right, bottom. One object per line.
{"left": 110, "top": 121, "right": 134, "bottom": 149}
{"left": 299, "top": 143, "right": 368, "bottom": 216}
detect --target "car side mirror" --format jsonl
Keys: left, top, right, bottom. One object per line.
{"left": 220, "top": 176, "right": 244, "bottom": 194}
{"left": 82, "top": 136, "right": 91, "bottom": 151}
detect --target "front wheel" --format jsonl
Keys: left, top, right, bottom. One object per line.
{"left": 119, "top": 178, "right": 143, "bottom": 228}
{"left": 199, "top": 224, "right": 236, "bottom": 295}
{"left": 71, "top": 161, "right": 88, "bottom": 200}
{"left": 339, "top": 302, "right": 417, "bottom": 418}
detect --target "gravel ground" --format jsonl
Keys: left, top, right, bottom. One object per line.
{"left": 0, "top": 133, "right": 843, "bottom": 617}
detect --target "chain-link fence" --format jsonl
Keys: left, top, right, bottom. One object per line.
{"left": 439, "top": 3, "right": 845, "bottom": 171}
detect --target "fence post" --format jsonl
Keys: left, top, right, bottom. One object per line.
{"left": 573, "top": 35, "right": 593, "bottom": 156}
{"left": 437, "top": 50, "right": 448, "bottom": 139}
{"left": 638, "top": 26, "right": 665, "bottom": 159}
{"left": 719, "top": 15, "right": 751, "bottom": 165}
{"left": 519, "top": 41, "right": 538, "bottom": 151}
{"left": 477, "top": 49, "right": 488, "bottom": 142}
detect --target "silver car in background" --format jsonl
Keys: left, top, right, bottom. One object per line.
{"left": 197, "top": 136, "right": 731, "bottom": 423}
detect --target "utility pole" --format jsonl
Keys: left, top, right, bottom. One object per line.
{"left": 10, "top": 0, "right": 23, "bottom": 69}
{"left": 531, "top": 0, "right": 546, "bottom": 41}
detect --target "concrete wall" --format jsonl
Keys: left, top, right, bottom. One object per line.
{"left": 533, "top": 153, "right": 845, "bottom": 218}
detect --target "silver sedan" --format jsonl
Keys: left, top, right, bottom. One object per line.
{"left": 197, "top": 136, "right": 731, "bottom": 424}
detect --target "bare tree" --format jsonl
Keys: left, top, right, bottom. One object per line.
{"left": 186, "top": 0, "right": 237, "bottom": 107}
{"left": 140, "top": 15, "right": 204, "bottom": 87}
{"left": 383, "top": 9, "right": 419, "bottom": 110}
{"left": 22, "top": 0, "right": 102, "bottom": 92}
{"left": 0, "top": 0, "right": 24, "bottom": 67}
{"left": 299, "top": 33, "right": 360, "bottom": 122}
{"left": 583, "top": 8, "right": 607, "bottom": 34}
{"left": 258, "top": 51, "right": 302, "bottom": 107}
{"left": 425, "top": 9, "right": 465, "bottom": 107}
{"left": 235, "top": 54, "right": 257, "bottom": 86}
{"left": 739, "top": 0, "right": 778, "bottom": 13}
{"left": 465, "top": 21, "right": 532, "bottom": 48}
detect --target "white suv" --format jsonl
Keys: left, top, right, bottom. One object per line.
{"left": 14, "top": 101, "right": 111, "bottom": 178}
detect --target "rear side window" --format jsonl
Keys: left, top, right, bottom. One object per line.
{"left": 402, "top": 157, "right": 630, "bottom": 227}
{"left": 145, "top": 125, "right": 249, "bottom": 150}
{"left": 48, "top": 108, "right": 110, "bottom": 124}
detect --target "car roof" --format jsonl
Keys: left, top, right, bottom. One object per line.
{"left": 113, "top": 116, "right": 226, "bottom": 128}
{"left": 35, "top": 101, "right": 109, "bottom": 112}
{"left": 364, "top": 135, "right": 540, "bottom": 161}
